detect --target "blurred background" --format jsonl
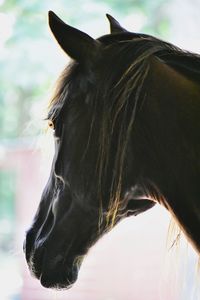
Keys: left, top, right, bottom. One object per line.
{"left": 0, "top": 0, "right": 200, "bottom": 299}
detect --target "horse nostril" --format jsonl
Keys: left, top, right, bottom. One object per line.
{"left": 54, "top": 254, "right": 63, "bottom": 265}
{"left": 47, "top": 254, "right": 64, "bottom": 271}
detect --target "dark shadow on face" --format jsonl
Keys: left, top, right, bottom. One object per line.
{"left": 24, "top": 176, "right": 106, "bottom": 289}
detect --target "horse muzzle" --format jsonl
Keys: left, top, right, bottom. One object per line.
{"left": 24, "top": 228, "right": 82, "bottom": 289}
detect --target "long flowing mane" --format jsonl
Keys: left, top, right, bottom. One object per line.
{"left": 48, "top": 34, "right": 200, "bottom": 228}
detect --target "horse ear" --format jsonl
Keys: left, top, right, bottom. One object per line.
{"left": 106, "top": 14, "right": 127, "bottom": 33}
{"left": 48, "top": 11, "right": 100, "bottom": 63}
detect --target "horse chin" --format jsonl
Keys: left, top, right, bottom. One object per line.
{"left": 39, "top": 270, "right": 78, "bottom": 290}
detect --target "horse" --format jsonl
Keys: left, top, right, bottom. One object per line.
{"left": 24, "top": 11, "right": 200, "bottom": 289}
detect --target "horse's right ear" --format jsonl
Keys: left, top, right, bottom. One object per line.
{"left": 48, "top": 11, "right": 101, "bottom": 64}
{"left": 106, "top": 14, "right": 128, "bottom": 33}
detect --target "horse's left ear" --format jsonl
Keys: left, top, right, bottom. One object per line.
{"left": 106, "top": 14, "right": 128, "bottom": 33}
{"left": 48, "top": 11, "right": 100, "bottom": 63}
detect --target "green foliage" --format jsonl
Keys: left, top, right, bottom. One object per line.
{"left": 0, "top": 170, "right": 16, "bottom": 254}
{"left": 0, "top": 171, "right": 15, "bottom": 220}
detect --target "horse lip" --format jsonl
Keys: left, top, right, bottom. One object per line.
{"left": 39, "top": 264, "right": 78, "bottom": 290}
{"left": 40, "top": 273, "right": 76, "bottom": 290}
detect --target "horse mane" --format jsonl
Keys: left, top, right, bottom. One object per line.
{"left": 48, "top": 33, "right": 200, "bottom": 229}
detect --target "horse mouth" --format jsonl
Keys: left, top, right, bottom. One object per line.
{"left": 25, "top": 245, "right": 83, "bottom": 289}
{"left": 34, "top": 256, "right": 80, "bottom": 289}
{"left": 39, "top": 267, "right": 78, "bottom": 290}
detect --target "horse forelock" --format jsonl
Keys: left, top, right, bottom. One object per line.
{"left": 47, "top": 33, "right": 200, "bottom": 230}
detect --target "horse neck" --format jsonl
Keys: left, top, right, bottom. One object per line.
{"left": 139, "top": 56, "right": 200, "bottom": 254}
{"left": 148, "top": 56, "right": 200, "bottom": 140}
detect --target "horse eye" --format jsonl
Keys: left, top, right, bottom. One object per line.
{"left": 48, "top": 120, "right": 55, "bottom": 130}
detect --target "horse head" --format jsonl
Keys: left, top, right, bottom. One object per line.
{"left": 24, "top": 11, "right": 163, "bottom": 289}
